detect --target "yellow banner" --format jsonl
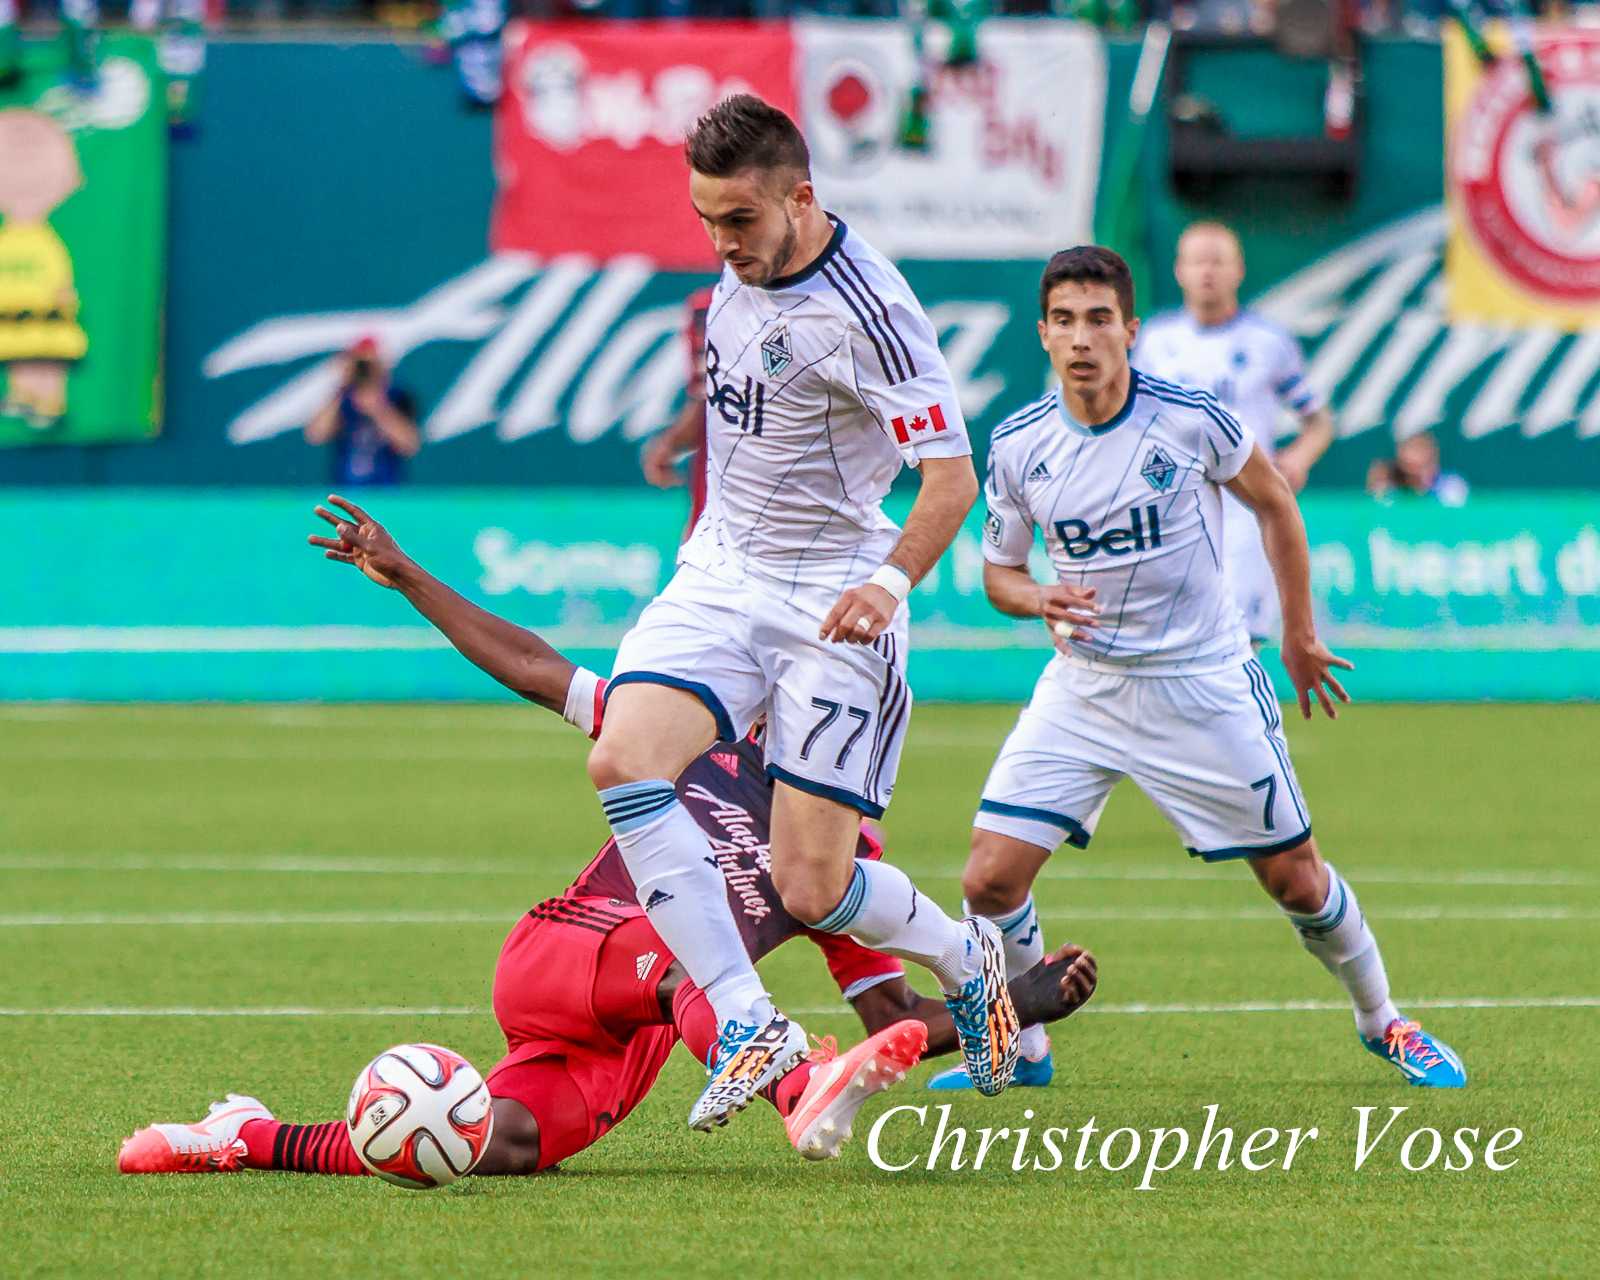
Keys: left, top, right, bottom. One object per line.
{"left": 1444, "top": 24, "right": 1600, "bottom": 330}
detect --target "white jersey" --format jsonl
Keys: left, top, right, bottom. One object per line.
{"left": 1131, "top": 308, "right": 1322, "bottom": 458}
{"left": 983, "top": 371, "right": 1254, "bottom": 674}
{"left": 679, "top": 217, "right": 971, "bottom": 614}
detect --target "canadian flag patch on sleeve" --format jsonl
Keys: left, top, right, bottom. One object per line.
{"left": 890, "top": 404, "right": 950, "bottom": 445}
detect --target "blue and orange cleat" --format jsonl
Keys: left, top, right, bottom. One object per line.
{"left": 1363, "top": 1018, "right": 1466, "bottom": 1088}
{"left": 688, "top": 1011, "right": 809, "bottom": 1132}
{"left": 943, "top": 916, "right": 1021, "bottom": 1097}
{"left": 926, "top": 1048, "right": 1053, "bottom": 1091}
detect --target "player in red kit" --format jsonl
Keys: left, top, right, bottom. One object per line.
{"left": 116, "top": 498, "right": 1097, "bottom": 1178}
{"left": 641, "top": 286, "right": 715, "bottom": 539}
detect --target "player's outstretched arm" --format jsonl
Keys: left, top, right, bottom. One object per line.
{"left": 820, "top": 455, "right": 979, "bottom": 644}
{"left": 1225, "top": 447, "right": 1353, "bottom": 720}
{"left": 1275, "top": 405, "right": 1334, "bottom": 494}
{"left": 308, "top": 495, "right": 579, "bottom": 715}
{"left": 851, "top": 944, "right": 1097, "bottom": 1057}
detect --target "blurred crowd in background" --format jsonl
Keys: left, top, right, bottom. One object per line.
{"left": 2, "top": 0, "right": 1589, "bottom": 37}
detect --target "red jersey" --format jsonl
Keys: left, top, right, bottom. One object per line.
{"left": 684, "top": 286, "right": 713, "bottom": 534}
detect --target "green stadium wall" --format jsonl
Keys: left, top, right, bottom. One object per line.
{"left": 2, "top": 489, "right": 1594, "bottom": 703}
{"left": 0, "top": 34, "right": 1592, "bottom": 491}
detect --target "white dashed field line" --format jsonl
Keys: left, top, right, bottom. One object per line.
{"left": 3, "top": 997, "right": 1597, "bottom": 1017}
{"left": 1037, "top": 906, "right": 1600, "bottom": 922}
{"left": 3, "top": 906, "right": 1597, "bottom": 927}
{"left": 0, "top": 911, "right": 520, "bottom": 926}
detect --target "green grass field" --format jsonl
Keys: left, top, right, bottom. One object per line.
{"left": 2, "top": 701, "right": 1597, "bottom": 1279}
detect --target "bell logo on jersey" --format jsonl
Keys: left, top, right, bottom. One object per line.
{"left": 706, "top": 340, "right": 767, "bottom": 435}
{"left": 1054, "top": 505, "right": 1163, "bottom": 559}
{"left": 890, "top": 403, "right": 949, "bottom": 445}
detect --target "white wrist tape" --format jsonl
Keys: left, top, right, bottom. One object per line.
{"left": 562, "top": 667, "right": 604, "bottom": 738}
{"left": 867, "top": 564, "right": 912, "bottom": 606}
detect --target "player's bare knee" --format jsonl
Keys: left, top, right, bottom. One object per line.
{"left": 774, "top": 870, "right": 843, "bottom": 927}
{"left": 586, "top": 735, "right": 639, "bottom": 791}
{"left": 1251, "top": 837, "right": 1325, "bottom": 913}
{"left": 475, "top": 1098, "right": 541, "bottom": 1177}
{"left": 963, "top": 866, "right": 1028, "bottom": 917}
{"left": 962, "top": 835, "right": 1033, "bottom": 915}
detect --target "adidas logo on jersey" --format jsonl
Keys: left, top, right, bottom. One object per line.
{"left": 1054, "top": 505, "right": 1164, "bottom": 560}
{"left": 1027, "top": 461, "right": 1051, "bottom": 481}
{"left": 644, "top": 889, "right": 675, "bottom": 910}
{"left": 635, "top": 951, "right": 660, "bottom": 980}
{"left": 710, "top": 751, "right": 740, "bottom": 778}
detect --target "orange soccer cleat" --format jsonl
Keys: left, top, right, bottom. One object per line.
{"left": 117, "top": 1094, "right": 274, "bottom": 1174}
{"left": 785, "top": 1019, "right": 927, "bottom": 1161}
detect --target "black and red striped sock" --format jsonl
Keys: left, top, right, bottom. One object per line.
{"left": 239, "top": 1119, "right": 369, "bottom": 1176}
{"left": 757, "top": 1063, "right": 813, "bottom": 1118}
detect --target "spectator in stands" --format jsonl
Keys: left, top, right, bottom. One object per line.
{"left": 305, "top": 337, "right": 419, "bottom": 486}
{"left": 1366, "top": 429, "right": 1469, "bottom": 507}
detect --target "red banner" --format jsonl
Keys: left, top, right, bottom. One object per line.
{"left": 492, "top": 21, "right": 797, "bottom": 268}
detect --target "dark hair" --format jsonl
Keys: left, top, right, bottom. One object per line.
{"left": 1039, "top": 246, "right": 1135, "bottom": 323}
{"left": 685, "top": 94, "right": 810, "bottom": 181}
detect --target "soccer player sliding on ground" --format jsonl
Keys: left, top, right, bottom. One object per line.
{"left": 117, "top": 500, "right": 1097, "bottom": 1178}
{"left": 586, "top": 95, "right": 1018, "bottom": 1133}
{"left": 925, "top": 247, "right": 1465, "bottom": 1093}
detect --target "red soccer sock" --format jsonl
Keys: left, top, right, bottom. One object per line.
{"left": 759, "top": 1062, "right": 813, "bottom": 1118}
{"left": 670, "top": 978, "right": 720, "bottom": 1066}
{"left": 239, "top": 1119, "right": 369, "bottom": 1176}
{"left": 671, "top": 979, "right": 814, "bottom": 1118}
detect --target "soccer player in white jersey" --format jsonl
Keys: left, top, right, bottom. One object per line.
{"left": 926, "top": 246, "right": 1465, "bottom": 1092}
{"left": 587, "top": 96, "right": 1020, "bottom": 1134}
{"left": 1132, "top": 222, "right": 1334, "bottom": 645}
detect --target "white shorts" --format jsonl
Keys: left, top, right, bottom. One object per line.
{"left": 975, "top": 655, "right": 1311, "bottom": 861}
{"left": 1222, "top": 495, "right": 1280, "bottom": 644}
{"left": 610, "top": 564, "right": 911, "bottom": 818}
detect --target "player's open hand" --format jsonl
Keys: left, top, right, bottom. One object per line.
{"left": 1039, "top": 583, "right": 1099, "bottom": 643}
{"left": 308, "top": 495, "right": 412, "bottom": 590}
{"left": 820, "top": 583, "right": 898, "bottom": 645}
{"left": 1046, "top": 943, "right": 1097, "bottom": 1015}
{"left": 640, "top": 435, "right": 685, "bottom": 489}
{"left": 1280, "top": 631, "right": 1354, "bottom": 720}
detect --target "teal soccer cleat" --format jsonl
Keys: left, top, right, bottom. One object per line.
{"left": 1362, "top": 1018, "right": 1467, "bottom": 1088}
{"left": 926, "top": 1050, "right": 1053, "bottom": 1091}
{"left": 942, "top": 917, "right": 1021, "bottom": 1097}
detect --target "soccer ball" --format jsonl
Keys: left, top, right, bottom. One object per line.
{"left": 346, "top": 1043, "right": 494, "bottom": 1188}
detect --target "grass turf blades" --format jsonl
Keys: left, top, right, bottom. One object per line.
{"left": 1, "top": 702, "right": 1597, "bottom": 1278}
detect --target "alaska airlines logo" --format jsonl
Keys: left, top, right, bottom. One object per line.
{"left": 203, "top": 259, "right": 1014, "bottom": 449}
{"left": 1054, "top": 505, "right": 1164, "bottom": 559}
{"left": 683, "top": 783, "right": 773, "bottom": 921}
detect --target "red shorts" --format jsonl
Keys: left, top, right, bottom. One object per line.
{"left": 486, "top": 898, "right": 678, "bottom": 1169}
{"left": 484, "top": 890, "right": 904, "bottom": 1169}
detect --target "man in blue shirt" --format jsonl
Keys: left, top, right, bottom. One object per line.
{"left": 305, "top": 338, "right": 420, "bottom": 486}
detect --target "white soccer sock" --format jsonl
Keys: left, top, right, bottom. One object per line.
{"left": 814, "top": 861, "right": 978, "bottom": 996}
{"left": 1283, "top": 863, "right": 1401, "bottom": 1040}
{"left": 598, "top": 782, "right": 771, "bottom": 1029}
{"left": 972, "top": 894, "right": 1050, "bottom": 1061}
